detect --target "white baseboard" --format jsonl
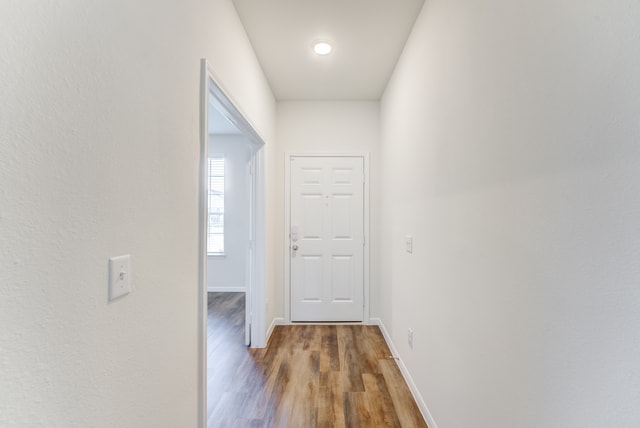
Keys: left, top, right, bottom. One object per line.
{"left": 266, "top": 317, "right": 285, "bottom": 345}
{"left": 207, "top": 286, "right": 246, "bottom": 293}
{"left": 370, "top": 318, "right": 439, "bottom": 428}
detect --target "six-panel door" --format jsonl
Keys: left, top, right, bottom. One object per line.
{"left": 290, "top": 156, "right": 364, "bottom": 322}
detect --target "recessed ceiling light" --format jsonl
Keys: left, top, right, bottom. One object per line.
{"left": 313, "top": 41, "right": 333, "bottom": 56}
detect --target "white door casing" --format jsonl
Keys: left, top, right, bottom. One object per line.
{"left": 200, "top": 58, "right": 268, "bottom": 428}
{"left": 289, "top": 156, "right": 365, "bottom": 322}
{"left": 245, "top": 158, "right": 254, "bottom": 346}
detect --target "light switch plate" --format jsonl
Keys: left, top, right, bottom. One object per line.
{"left": 108, "top": 255, "right": 131, "bottom": 301}
{"left": 405, "top": 235, "right": 413, "bottom": 254}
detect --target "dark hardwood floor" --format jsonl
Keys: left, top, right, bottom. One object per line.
{"left": 207, "top": 292, "right": 427, "bottom": 428}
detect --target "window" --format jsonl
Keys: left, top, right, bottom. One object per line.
{"left": 208, "top": 155, "right": 225, "bottom": 254}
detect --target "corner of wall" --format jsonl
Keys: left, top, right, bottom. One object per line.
{"left": 371, "top": 318, "right": 439, "bottom": 428}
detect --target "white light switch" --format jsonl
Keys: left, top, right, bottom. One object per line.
{"left": 109, "top": 255, "right": 131, "bottom": 301}
{"left": 405, "top": 236, "right": 413, "bottom": 254}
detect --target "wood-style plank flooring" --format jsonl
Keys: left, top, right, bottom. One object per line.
{"left": 207, "top": 292, "right": 427, "bottom": 428}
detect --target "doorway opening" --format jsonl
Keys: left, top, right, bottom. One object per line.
{"left": 198, "top": 59, "right": 267, "bottom": 427}
{"left": 207, "top": 106, "right": 256, "bottom": 346}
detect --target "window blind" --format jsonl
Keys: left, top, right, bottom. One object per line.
{"left": 208, "top": 155, "right": 225, "bottom": 254}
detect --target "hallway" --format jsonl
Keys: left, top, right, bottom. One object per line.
{"left": 207, "top": 292, "right": 426, "bottom": 427}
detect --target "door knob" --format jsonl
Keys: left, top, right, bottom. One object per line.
{"left": 292, "top": 244, "right": 299, "bottom": 251}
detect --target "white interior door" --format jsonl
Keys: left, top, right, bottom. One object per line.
{"left": 290, "top": 156, "right": 365, "bottom": 322}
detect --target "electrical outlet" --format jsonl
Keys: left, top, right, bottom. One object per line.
{"left": 408, "top": 328, "right": 414, "bottom": 349}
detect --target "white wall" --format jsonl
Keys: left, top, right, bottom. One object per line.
{"left": 380, "top": 1, "right": 640, "bottom": 427}
{"left": 208, "top": 135, "right": 252, "bottom": 291}
{"left": 275, "top": 101, "right": 381, "bottom": 319}
{"left": 0, "top": 0, "right": 275, "bottom": 426}
{"left": 205, "top": 0, "right": 276, "bottom": 143}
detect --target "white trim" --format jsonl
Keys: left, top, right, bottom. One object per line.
{"left": 199, "top": 58, "right": 269, "bottom": 428}
{"left": 370, "top": 318, "right": 439, "bottom": 428}
{"left": 275, "top": 321, "right": 373, "bottom": 326}
{"left": 198, "top": 59, "right": 208, "bottom": 428}
{"left": 284, "top": 154, "right": 292, "bottom": 322}
{"left": 207, "top": 286, "right": 246, "bottom": 293}
{"left": 244, "top": 153, "right": 255, "bottom": 347}
{"left": 203, "top": 62, "right": 267, "bottom": 348}
{"left": 283, "top": 152, "right": 371, "bottom": 324}
{"left": 251, "top": 148, "right": 267, "bottom": 347}
{"left": 266, "top": 317, "right": 285, "bottom": 344}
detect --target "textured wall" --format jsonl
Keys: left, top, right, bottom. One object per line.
{"left": 380, "top": 0, "right": 640, "bottom": 427}
{"left": 0, "top": 0, "right": 275, "bottom": 426}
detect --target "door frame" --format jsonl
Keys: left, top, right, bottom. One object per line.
{"left": 283, "top": 152, "right": 370, "bottom": 324}
{"left": 199, "top": 59, "right": 268, "bottom": 428}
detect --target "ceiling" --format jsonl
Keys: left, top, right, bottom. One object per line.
{"left": 209, "top": 103, "right": 241, "bottom": 135}
{"left": 232, "top": 0, "right": 425, "bottom": 100}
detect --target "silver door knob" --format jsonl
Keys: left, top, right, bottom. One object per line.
{"left": 292, "top": 244, "right": 299, "bottom": 251}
